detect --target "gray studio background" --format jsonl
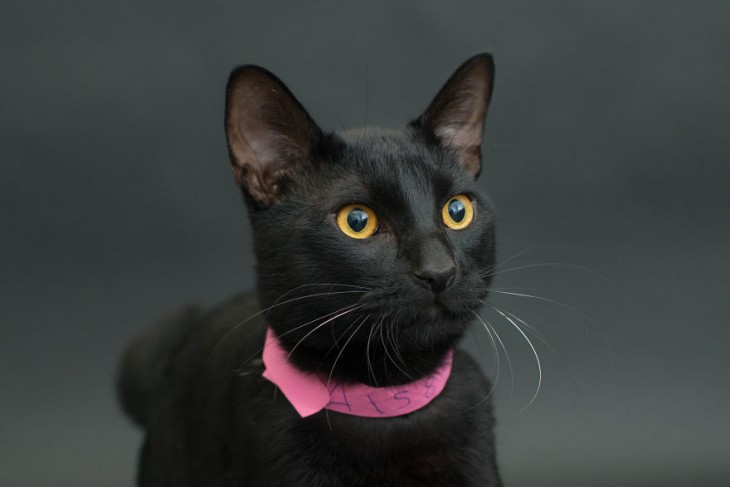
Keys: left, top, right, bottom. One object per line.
{"left": 2, "top": 1, "right": 728, "bottom": 486}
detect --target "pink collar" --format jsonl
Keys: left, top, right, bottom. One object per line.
{"left": 262, "top": 327, "right": 453, "bottom": 418}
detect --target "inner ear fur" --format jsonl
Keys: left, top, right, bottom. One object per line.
{"left": 225, "top": 66, "right": 321, "bottom": 206}
{"left": 413, "top": 53, "right": 495, "bottom": 179}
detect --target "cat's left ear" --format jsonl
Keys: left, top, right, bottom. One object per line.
{"left": 411, "top": 53, "right": 495, "bottom": 179}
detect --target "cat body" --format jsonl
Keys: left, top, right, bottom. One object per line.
{"left": 119, "top": 53, "right": 502, "bottom": 486}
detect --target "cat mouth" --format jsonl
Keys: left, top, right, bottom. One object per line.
{"left": 421, "top": 295, "right": 471, "bottom": 321}
{"left": 425, "top": 302, "right": 447, "bottom": 319}
{"left": 358, "top": 289, "right": 476, "bottom": 323}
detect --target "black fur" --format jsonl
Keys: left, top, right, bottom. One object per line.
{"left": 118, "top": 53, "right": 502, "bottom": 486}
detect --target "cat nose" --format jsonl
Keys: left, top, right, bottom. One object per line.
{"left": 411, "top": 237, "right": 456, "bottom": 293}
{"left": 413, "top": 265, "right": 456, "bottom": 293}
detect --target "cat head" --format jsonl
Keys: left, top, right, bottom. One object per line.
{"left": 225, "top": 54, "right": 496, "bottom": 384}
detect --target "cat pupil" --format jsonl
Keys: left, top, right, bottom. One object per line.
{"left": 347, "top": 208, "right": 368, "bottom": 232}
{"left": 448, "top": 199, "right": 466, "bottom": 222}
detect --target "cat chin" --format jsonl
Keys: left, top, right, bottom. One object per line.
{"left": 420, "top": 301, "right": 466, "bottom": 323}
{"left": 416, "top": 294, "right": 479, "bottom": 321}
{"left": 398, "top": 304, "right": 473, "bottom": 336}
{"left": 398, "top": 320, "right": 468, "bottom": 355}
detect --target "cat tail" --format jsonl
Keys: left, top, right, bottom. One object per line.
{"left": 116, "top": 305, "right": 202, "bottom": 427}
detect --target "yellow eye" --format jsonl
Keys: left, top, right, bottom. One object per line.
{"left": 442, "top": 194, "right": 474, "bottom": 230}
{"left": 336, "top": 204, "right": 379, "bottom": 239}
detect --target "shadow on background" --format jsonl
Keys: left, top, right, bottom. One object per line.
{"left": 1, "top": 1, "right": 728, "bottom": 485}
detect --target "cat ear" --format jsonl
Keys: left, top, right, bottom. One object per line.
{"left": 412, "top": 53, "right": 495, "bottom": 179}
{"left": 225, "top": 65, "right": 322, "bottom": 206}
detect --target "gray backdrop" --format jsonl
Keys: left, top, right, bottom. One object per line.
{"left": 1, "top": 1, "right": 728, "bottom": 486}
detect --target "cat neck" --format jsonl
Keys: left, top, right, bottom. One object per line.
{"left": 262, "top": 326, "right": 454, "bottom": 418}
{"left": 273, "top": 324, "right": 456, "bottom": 388}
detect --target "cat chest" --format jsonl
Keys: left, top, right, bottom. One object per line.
{"left": 231, "top": 392, "right": 479, "bottom": 485}
{"left": 234, "top": 423, "right": 475, "bottom": 486}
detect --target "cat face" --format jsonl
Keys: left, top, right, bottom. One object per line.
{"left": 225, "top": 54, "right": 495, "bottom": 380}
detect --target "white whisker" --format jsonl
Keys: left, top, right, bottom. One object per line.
{"left": 378, "top": 314, "right": 414, "bottom": 382}
{"left": 287, "top": 304, "right": 366, "bottom": 359}
{"left": 480, "top": 243, "right": 586, "bottom": 276}
{"left": 470, "top": 312, "right": 501, "bottom": 406}
{"left": 489, "top": 287, "right": 613, "bottom": 371}
{"left": 325, "top": 314, "right": 370, "bottom": 431}
{"left": 365, "top": 314, "right": 379, "bottom": 386}
{"left": 327, "top": 315, "right": 370, "bottom": 391}
{"left": 490, "top": 303, "right": 581, "bottom": 406}
{"left": 486, "top": 302, "right": 542, "bottom": 410}
{"left": 478, "top": 310, "right": 514, "bottom": 405}
{"left": 482, "top": 262, "right": 617, "bottom": 289}
{"left": 233, "top": 303, "right": 363, "bottom": 372}
{"left": 205, "top": 287, "right": 368, "bottom": 369}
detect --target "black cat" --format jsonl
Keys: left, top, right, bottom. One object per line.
{"left": 118, "top": 53, "right": 502, "bottom": 486}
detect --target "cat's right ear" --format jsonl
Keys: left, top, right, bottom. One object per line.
{"left": 225, "top": 66, "right": 322, "bottom": 206}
